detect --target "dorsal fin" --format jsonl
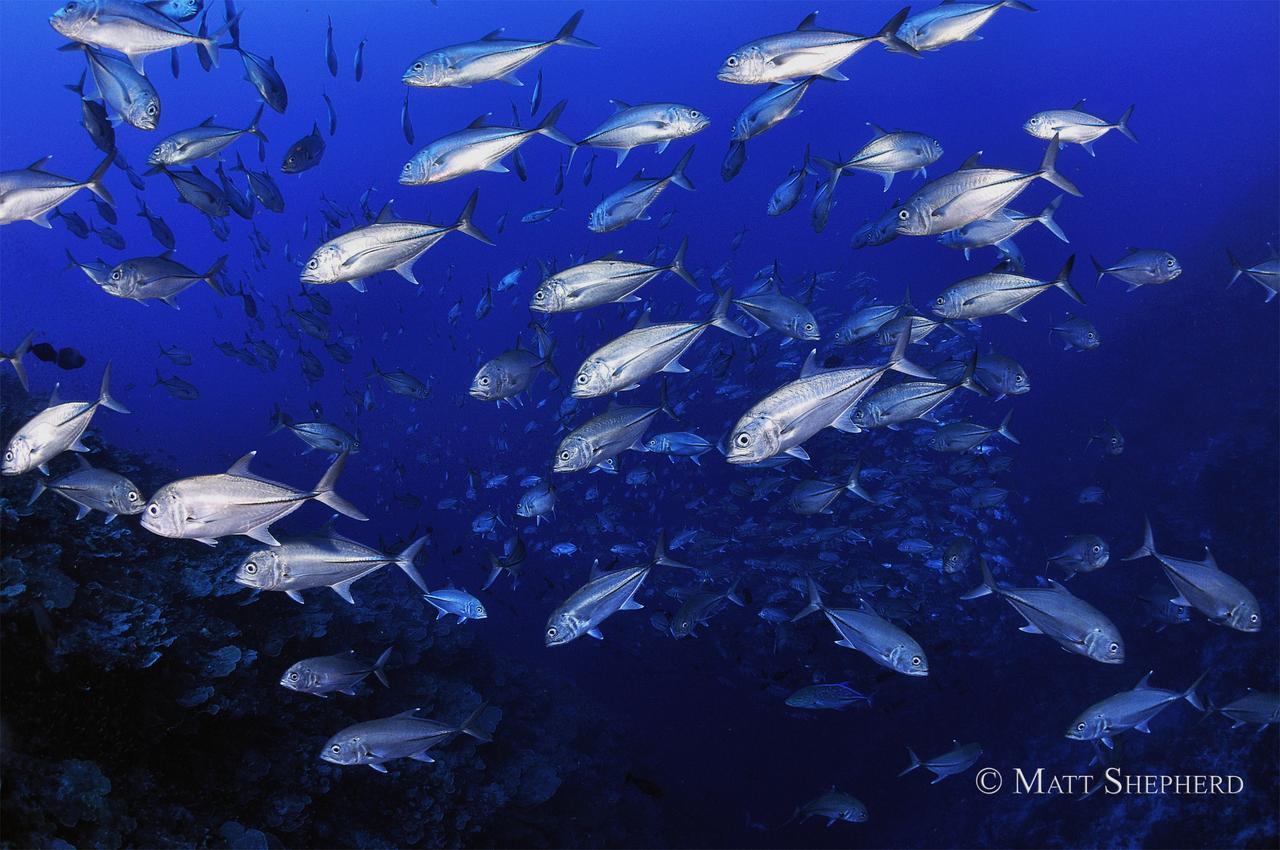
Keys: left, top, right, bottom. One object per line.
{"left": 1134, "top": 670, "right": 1154, "bottom": 690}
{"left": 46, "top": 383, "right": 62, "bottom": 407}
{"left": 375, "top": 199, "right": 397, "bottom": 224}
{"left": 311, "top": 121, "right": 319, "bottom": 135}
{"left": 480, "top": 27, "right": 505, "bottom": 41}
{"left": 393, "top": 708, "right": 421, "bottom": 718}
{"left": 959, "top": 151, "right": 984, "bottom": 169}
{"left": 1201, "top": 547, "right": 1219, "bottom": 570}
{"left": 227, "top": 451, "right": 257, "bottom": 475}
{"left": 1070, "top": 98, "right": 1087, "bottom": 110}
{"left": 467, "top": 113, "right": 491, "bottom": 129}
{"left": 800, "top": 349, "right": 820, "bottom": 378}
{"left": 633, "top": 309, "right": 653, "bottom": 330}
{"left": 75, "top": 454, "right": 93, "bottom": 470}
{"left": 199, "top": 115, "right": 217, "bottom": 127}
{"left": 796, "top": 11, "right": 820, "bottom": 30}
{"left": 26, "top": 155, "right": 54, "bottom": 172}
{"left": 866, "top": 122, "right": 888, "bottom": 138}
{"left": 589, "top": 558, "right": 603, "bottom": 581}
{"left": 608, "top": 98, "right": 632, "bottom": 113}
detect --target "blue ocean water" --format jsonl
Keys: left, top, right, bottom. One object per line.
{"left": 0, "top": 1, "right": 1277, "bottom": 847}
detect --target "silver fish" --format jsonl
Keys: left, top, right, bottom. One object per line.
{"left": 588, "top": 146, "right": 695, "bottom": 232}
{"left": 932, "top": 256, "right": 1081, "bottom": 322}
{"left": 819, "top": 123, "right": 943, "bottom": 192}
{"left": 571, "top": 290, "right": 748, "bottom": 397}
{"left": 792, "top": 578, "right": 929, "bottom": 677}
{"left": 1091, "top": 248, "right": 1182, "bottom": 290}
{"left": 1123, "top": 519, "right": 1261, "bottom": 632}
{"left": 553, "top": 388, "right": 674, "bottom": 473}
{"left": 1024, "top": 100, "right": 1136, "bottom": 156}
{"left": 0, "top": 151, "right": 114, "bottom": 228}
{"left": 302, "top": 191, "right": 492, "bottom": 290}
{"left": 402, "top": 10, "right": 595, "bottom": 88}
{"left": 28, "top": 455, "right": 143, "bottom": 521}
{"left": 400, "top": 101, "right": 573, "bottom": 185}
{"left": 578, "top": 101, "right": 709, "bottom": 167}
{"left": 961, "top": 560, "right": 1124, "bottom": 664}
{"left": 897, "top": 741, "right": 983, "bottom": 783}
{"left": 2, "top": 365, "right": 129, "bottom": 475}
{"left": 50, "top": 0, "right": 236, "bottom": 74}
{"left": 141, "top": 450, "right": 367, "bottom": 546}
{"left": 281, "top": 647, "right": 392, "bottom": 697}
{"left": 235, "top": 526, "right": 427, "bottom": 603}
{"left": 320, "top": 704, "right": 491, "bottom": 772}
{"left": 896, "top": 1, "right": 1035, "bottom": 53}
{"left": 148, "top": 106, "right": 265, "bottom": 166}
{"left": 530, "top": 237, "right": 697, "bottom": 312}
{"left": 546, "top": 538, "right": 684, "bottom": 644}
{"left": 1066, "top": 670, "right": 1205, "bottom": 746}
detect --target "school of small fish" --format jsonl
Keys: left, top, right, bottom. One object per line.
{"left": 1, "top": 0, "right": 1276, "bottom": 817}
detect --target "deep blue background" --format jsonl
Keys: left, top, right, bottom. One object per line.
{"left": 1, "top": 1, "right": 1277, "bottom": 847}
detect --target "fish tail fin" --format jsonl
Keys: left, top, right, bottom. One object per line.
{"left": 203, "top": 255, "right": 229, "bottom": 293}
{"left": 1122, "top": 516, "right": 1156, "bottom": 561}
{"left": 203, "top": 7, "right": 244, "bottom": 67}
{"left": 1003, "top": 0, "right": 1037, "bottom": 10}
{"left": 897, "top": 747, "right": 922, "bottom": 777}
{"left": 960, "top": 558, "right": 998, "bottom": 600}
{"left": 876, "top": 6, "right": 921, "bottom": 57}
{"left": 1182, "top": 669, "right": 1208, "bottom": 712}
{"left": 809, "top": 154, "right": 841, "bottom": 177}
{"left": 996, "top": 410, "right": 1019, "bottom": 445}
{"left": 532, "top": 323, "right": 558, "bottom": 377}
{"left": 535, "top": 100, "right": 576, "bottom": 153}
{"left": 1038, "top": 135, "right": 1082, "bottom": 197}
{"left": 311, "top": 452, "right": 368, "bottom": 521}
{"left": 458, "top": 701, "right": 492, "bottom": 743}
{"left": 1053, "top": 255, "right": 1083, "bottom": 304}
{"left": 28, "top": 478, "right": 47, "bottom": 506}
{"left": 669, "top": 146, "right": 696, "bottom": 192}
{"left": 668, "top": 236, "right": 700, "bottom": 290}
{"left": 710, "top": 288, "right": 749, "bottom": 337}
{"left": 246, "top": 104, "right": 268, "bottom": 143}
{"left": 454, "top": 189, "right": 495, "bottom": 245}
{"left": 373, "top": 646, "right": 393, "bottom": 688}
{"left": 885, "top": 317, "right": 934, "bottom": 379}
{"left": 1037, "top": 194, "right": 1069, "bottom": 243}
{"left": 1226, "top": 249, "right": 1243, "bottom": 287}
{"left": 652, "top": 530, "right": 690, "bottom": 569}
{"left": 8, "top": 331, "right": 33, "bottom": 392}
{"left": 1090, "top": 254, "right": 1108, "bottom": 285}
{"left": 1114, "top": 104, "right": 1137, "bottom": 143}
{"left": 97, "top": 362, "right": 130, "bottom": 414}
{"left": 959, "top": 350, "right": 989, "bottom": 396}
{"left": 85, "top": 150, "right": 115, "bottom": 208}
{"left": 845, "top": 462, "right": 875, "bottom": 503}
{"left": 394, "top": 535, "right": 430, "bottom": 593}
{"left": 791, "top": 576, "right": 824, "bottom": 622}
{"left": 553, "top": 9, "right": 596, "bottom": 48}
{"left": 726, "top": 579, "right": 746, "bottom": 607}
{"left": 657, "top": 378, "right": 679, "bottom": 422}
{"left": 65, "top": 70, "right": 86, "bottom": 97}
{"left": 267, "top": 403, "right": 291, "bottom": 434}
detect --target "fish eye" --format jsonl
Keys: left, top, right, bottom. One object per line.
{"left": 911, "top": 656, "right": 922, "bottom": 666}
{"left": 289, "top": 671, "right": 299, "bottom": 680}
{"left": 534, "top": 290, "right": 545, "bottom": 300}
{"left": 147, "top": 504, "right": 159, "bottom": 515}
{"left": 1030, "top": 117, "right": 1040, "bottom": 125}
{"left": 1087, "top": 332, "right": 1096, "bottom": 339}
{"left": 307, "top": 259, "right": 318, "bottom": 269}
{"left": 1166, "top": 258, "right": 1175, "bottom": 267}
{"left": 1250, "top": 613, "right": 1259, "bottom": 623}
{"left": 128, "top": 491, "right": 139, "bottom": 502}
{"left": 935, "top": 297, "right": 945, "bottom": 306}
{"left": 690, "top": 110, "right": 700, "bottom": 118}
{"left": 146, "top": 104, "right": 157, "bottom": 116}
{"left": 287, "top": 156, "right": 295, "bottom": 164}
{"left": 1077, "top": 722, "right": 1086, "bottom": 731}
{"left": 402, "top": 163, "right": 412, "bottom": 172}
{"left": 559, "top": 451, "right": 571, "bottom": 460}
{"left": 3, "top": 451, "right": 11, "bottom": 462}
{"left": 245, "top": 562, "right": 257, "bottom": 574}
{"left": 479, "top": 376, "right": 490, "bottom": 385}
{"left": 413, "top": 62, "right": 424, "bottom": 72}
{"left": 1014, "top": 374, "right": 1024, "bottom": 383}
{"left": 152, "top": 147, "right": 162, "bottom": 156}
{"left": 735, "top": 433, "right": 750, "bottom": 447}
{"left": 111, "top": 270, "right": 122, "bottom": 280}
{"left": 546, "top": 626, "right": 557, "bottom": 637}
{"left": 330, "top": 744, "right": 341, "bottom": 754}
{"left": 725, "top": 56, "right": 738, "bottom": 67}
{"left": 1108, "top": 642, "right": 1119, "bottom": 653}
{"left": 1092, "top": 544, "right": 1101, "bottom": 553}
{"left": 898, "top": 209, "right": 909, "bottom": 221}
{"left": 803, "top": 323, "right": 814, "bottom": 332}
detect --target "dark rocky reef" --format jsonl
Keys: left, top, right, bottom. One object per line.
{"left": 0, "top": 382, "right": 663, "bottom": 849}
